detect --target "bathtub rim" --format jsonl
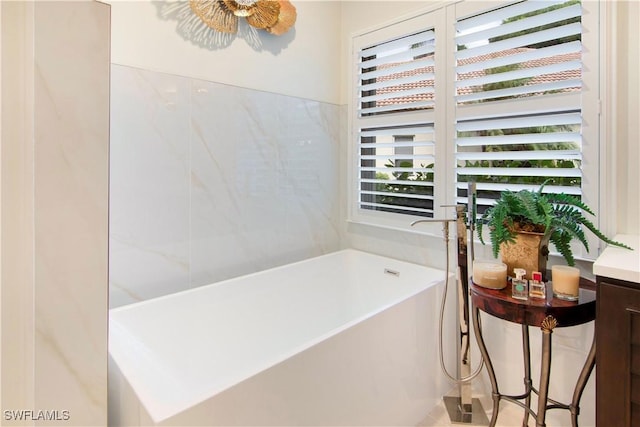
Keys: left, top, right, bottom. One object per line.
{"left": 109, "top": 248, "right": 441, "bottom": 314}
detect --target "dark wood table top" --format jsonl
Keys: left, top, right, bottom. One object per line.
{"left": 471, "top": 276, "right": 596, "bottom": 328}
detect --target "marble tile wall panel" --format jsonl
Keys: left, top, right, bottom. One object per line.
{"left": 110, "top": 65, "right": 341, "bottom": 307}
{"left": 189, "top": 81, "right": 283, "bottom": 287}
{"left": 189, "top": 81, "right": 341, "bottom": 287}
{"left": 278, "top": 98, "right": 341, "bottom": 258}
{"left": 32, "top": 2, "right": 110, "bottom": 425}
{"left": 110, "top": 66, "right": 191, "bottom": 307}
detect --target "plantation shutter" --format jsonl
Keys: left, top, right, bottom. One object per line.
{"left": 357, "top": 28, "right": 437, "bottom": 217}
{"left": 454, "top": 0, "right": 583, "bottom": 211}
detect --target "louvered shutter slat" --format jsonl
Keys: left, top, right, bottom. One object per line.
{"left": 454, "top": 0, "right": 583, "bottom": 211}
{"left": 356, "top": 24, "right": 437, "bottom": 218}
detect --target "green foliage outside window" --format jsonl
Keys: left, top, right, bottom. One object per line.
{"left": 374, "top": 161, "right": 434, "bottom": 213}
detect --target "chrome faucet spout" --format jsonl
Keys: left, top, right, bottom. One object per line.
{"left": 411, "top": 218, "right": 457, "bottom": 243}
{"left": 410, "top": 218, "right": 456, "bottom": 227}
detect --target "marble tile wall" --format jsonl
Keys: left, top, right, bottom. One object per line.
{"left": 33, "top": 2, "right": 110, "bottom": 425}
{"left": 110, "top": 65, "right": 342, "bottom": 308}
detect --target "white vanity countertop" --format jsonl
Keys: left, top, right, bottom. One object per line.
{"left": 593, "top": 234, "right": 640, "bottom": 283}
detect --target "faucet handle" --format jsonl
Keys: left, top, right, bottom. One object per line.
{"left": 441, "top": 204, "right": 465, "bottom": 214}
{"left": 441, "top": 204, "right": 463, "bottom": 208}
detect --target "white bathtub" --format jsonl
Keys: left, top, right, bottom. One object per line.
{"left": 108, "top": 249, "right": 452, "bottom": 426}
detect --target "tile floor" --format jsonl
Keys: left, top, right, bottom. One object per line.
{"left": 417, "top": 393, "right": 537, "bottom": 427}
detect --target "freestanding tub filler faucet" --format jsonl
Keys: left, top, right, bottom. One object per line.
{"left": 411, "top": 182, "right": 488, "bottom": 425}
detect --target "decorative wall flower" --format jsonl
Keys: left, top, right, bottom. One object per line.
{"left": 189, "top": 0, "right": 296, "bottom": 35}
{"left": 265, "top": 0, "right": 296, "bottom": 35}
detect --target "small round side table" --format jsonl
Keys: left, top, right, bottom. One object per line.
{"left": 470, "top": 276, "right": 596, "bottom": 427}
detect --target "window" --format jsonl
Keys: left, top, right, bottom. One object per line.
{"left": 350, "top": 0, "right": 601, "bottom": 259}
{"left": 454, "top": 0, "right": 584, "bottom": 210}
{"left": 351, "top": 11, "right": 443, "bottom": 222}
{"left": 359, "top": 124, "right": 435, "bottom": 217}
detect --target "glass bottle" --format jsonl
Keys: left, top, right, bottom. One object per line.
{"left": 512, "top": 268, "right": 529, "bottom": 301}
{"left": 529, "top": 271, "right": 546, "bottom": 299}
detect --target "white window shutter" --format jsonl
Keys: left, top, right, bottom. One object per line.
{"left": 356, "top": 27, "right": 438, "bottom": 217}
{"left": 454, "top": 0, "right": 584, "bottom": 210}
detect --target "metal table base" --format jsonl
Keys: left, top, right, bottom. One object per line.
{"left": 472, "top": 308, "right": 596, "bottom": 427}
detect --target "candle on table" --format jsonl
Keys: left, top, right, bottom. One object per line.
{"left": 552, "top": 265, "right": 580, "bottom": 301}
{"left": 473, "top": 260, "right": 508, "bottom": 289}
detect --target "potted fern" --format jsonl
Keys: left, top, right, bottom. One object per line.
{"left": 477, "top": 181, "right": 631, "bottom": 279}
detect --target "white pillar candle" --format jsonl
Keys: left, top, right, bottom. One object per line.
{"left": 473, "top": 260, "right": 508, "bottom": 289}
{"left": 552, "top": 265, "right": 580, "bottom": 300}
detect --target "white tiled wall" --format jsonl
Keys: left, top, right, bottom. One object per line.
{"left": 109, "top": 67, "right": 191, "bottom": 305}
{"left": 1, "top": 1, "right": 110, "bottom": 425}
{"left": 109, "top": 65, "right": 341, "bottom": 308}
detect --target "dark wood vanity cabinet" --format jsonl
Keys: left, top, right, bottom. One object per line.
{"left": 596, "top": 276, "right": 640, "bottom": 426}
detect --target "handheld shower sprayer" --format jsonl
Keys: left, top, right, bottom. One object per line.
{"left": 411, "top": 209, "right": 484, "bottom": 386}
{"left": 467, "top": 181, "right": 477, "bottom": 263}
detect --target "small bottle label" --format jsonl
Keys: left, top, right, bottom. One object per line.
{"left": 529, "top": 282, "right": 546, "bottom": 299}
{"left": 512, "top": 280, "right": 529, "bottom": 300}
{"left": 529, "top": 271, "right": 546, "bottom": 299}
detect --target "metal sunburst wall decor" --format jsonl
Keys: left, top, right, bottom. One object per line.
{"left": 154, "top": 1, "right": 296, "bottom": 50}
{"left": 190, "top": 0, "right": 296, "bottom": 36}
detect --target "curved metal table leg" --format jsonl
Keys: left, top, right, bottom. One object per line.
{"left": 522, "top": 324, "right": 531, "bottom": 427}
{"left": 472, "top": 304, "right": 500, "bottom": 427}
{"left": 537, "top": 316, "right": 558, "bottom": 427}
{"left": 570, "top": 329, "right": 596, "bottom": 427}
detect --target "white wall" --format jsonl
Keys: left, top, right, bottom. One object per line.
{"left": 106, "top": 1, "right": 454, "bottom": 277}
{"left": 108, "top": 0, "right": 342, "bottom": 104}
{"left": 1, "top": 1, "right": 35, "bottom": 417}
{"left": 107, "top": 1, "right": 344, "bottom": 307}
{"left": 615, "top": 0, "right": 640, "bottom": 235}
{"left": 109, "top": 65, "right": 342, "bottom": 307}
{"left": 1, "top": 1, "right": 110, "bottom": 425}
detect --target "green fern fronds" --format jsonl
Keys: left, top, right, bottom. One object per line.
{"left": 517, "top": 190, "right": 540, "bottom": 222}
{"left": 477, "top": 181, "right": 633, "bottom": 265}
{"left": 550, "top": 230, "right": 575, "bottom": 266}
{"left": 550, "top": 205, "right": 590, "bottom": 251}
{"left": 546, "top": 191, "right": 595, "bottom": 216}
